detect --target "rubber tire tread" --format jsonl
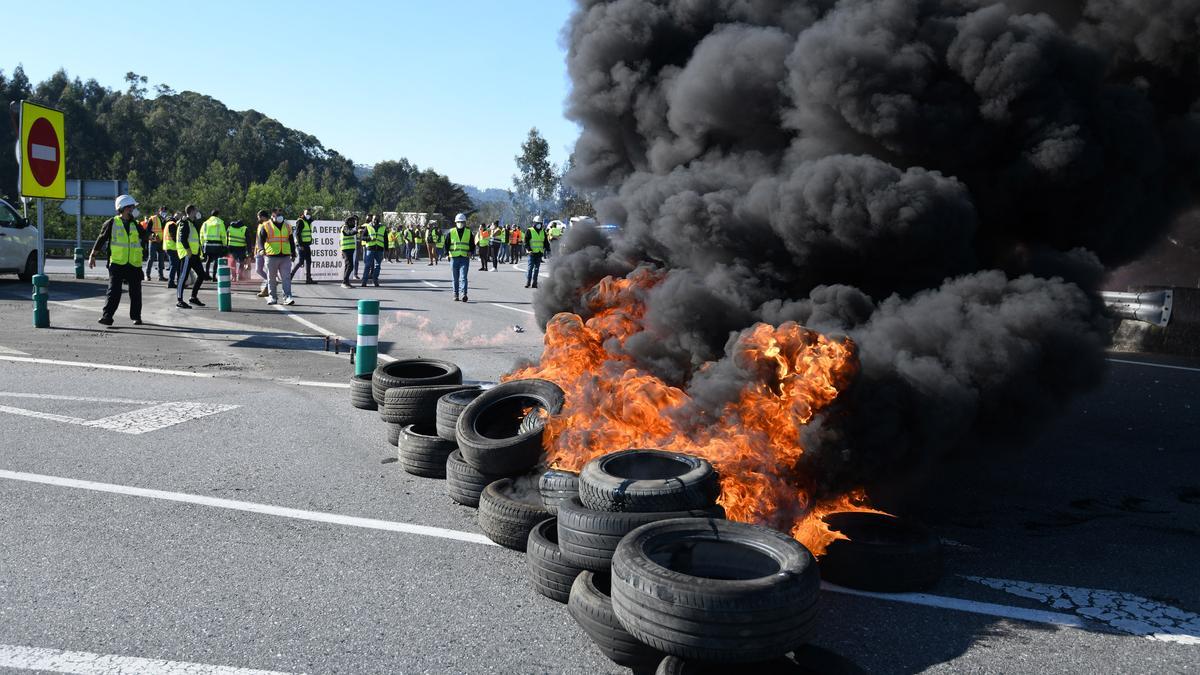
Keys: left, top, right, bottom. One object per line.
{"left": 818, "top": 512, "right": 942, "bottom": 592}
{"left": 350, "top": 374, "right": 377, "bottom": 410}
{"left": 477, "top": 478, "right": 550, "bottom": 551}
{"left": 372, "top": 358, "right": 462, "bottom": 405}
{"left": 399, "top": 425, "right": 457, "bottom": 478}
{"left": 568, "top": 571, "right": 662, "bottom": 668}
{"left": 557, "top": 498, "right": 726, "bottom": 571}
{"left": 610, "top": 518, "right": 820, "bottom": 663}
{"left": 526, "top": 518, "right": 585, "bottom": 603}
{"left": 435, "top": 388, "right": 486, "bottom": 441}
{"left": 579, "top": 449, "right": 719, "bottom": 513}
{"left": 455, "top": 379, "right": 564, "bottom": 475}
{"left": 445, "top": 450, "right": 505, "bottom": 508}
{"left": 386, "top": 422, "right": 401, "bottom": 447}
{"left": 382, "top": 384, "right": 478, "bottom": 426}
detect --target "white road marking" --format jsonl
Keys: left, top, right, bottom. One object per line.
{"left": 0, "top": 404, "right": 85, "bottom": 424}
{"left": 1107, "top": 358, "right": 1200, "bottom": 374}
{"left": 490, "top": 303, "right": 535, "bottom": 316}
{"left": 421, "top": 280, "right": 439, "bottom": 288}
{"left": 964, "top": 576, "right": 1200, "bottom": 645}
{"left": 0, "top": 394, "right": 238, "bottom": 435}
{"left": 48, "top": 300, "right": 102, "bottom": 311}
{"left": 0, "top": 355, "right": 213, "bottom": 378}
{"left": 511, "top": 264, "right": 549, "bottom": 278}
{"left": 287, "top": 379, "right": 351, "bottom": 389}
{"left": 0, "top": 345, "right": 29, "bottom": 356}
{"left": 81, "top": 402, "right": 239, "bottom": 435}
{"left": 0, "top": 469, "right": 497, "bottom": 547}
{"left": 0, "top": 392, "right": 162, "bottom": 405}
{"left": 5, "top": 470, "right": 1189, "bottom": 645}
{"left": 271, "top": 304, "right": 395, "bottom": 363}
{"left": 0, "top": 643, "right": 291, "bottom": 675}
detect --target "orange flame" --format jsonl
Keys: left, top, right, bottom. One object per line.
{"left": 506, "top": 268, "right": 884, "bottom": 555}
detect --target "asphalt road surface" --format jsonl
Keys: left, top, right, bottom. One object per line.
{"left": 0, "top": 259, "right": 1196, "bottom": 674}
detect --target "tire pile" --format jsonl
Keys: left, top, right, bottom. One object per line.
{"left": 351, "top": 361, "right": 870, "bottom": 673}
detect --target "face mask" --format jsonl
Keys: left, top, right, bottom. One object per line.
{"left": 190, "top": 212, "right": 200, "bottom": 221}
{"left": 159, "top": 211, "right": 167, "bottom": 219}
{"left": 274, "top": 216, "right": 284, "bottom": 224}
{"left": 131, "top": 208, "right": 141, "bottom": 218}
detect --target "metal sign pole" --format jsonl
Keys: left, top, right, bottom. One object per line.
{"left": 75, "top": 178, "right": 82, "bottom": 247}
{"left": 37, "top": 198, "right": 45, "bottom": 275}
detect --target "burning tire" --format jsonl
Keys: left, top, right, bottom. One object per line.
{"left": 656, "top": 646, "right": 864, "bottom": 675}
{"left": 399, "top": 424, "right": 457, "bottom": 479}
{"left": 539, "top": 469, "right": 580, "bottom": 515}
{"left": 382, "top": 384, "right": 479, "bottom": 426}
{"left": 611, "top": 518, "right": 820, "bottom": 663}
{"left": 350, "top": 373, "right": 376, "bottom": 410}
{"left": 455, "top": 379, "right": 564, "bottom": 475}
{"left": 579, "top": 449, "right": 720, "bottom": 513}
{"left": 372, "top": 358, "right": 462, "bottom": 406}
{"left": 386, "top": 422, "right": 401, "bottom": 447}
{"left": 557, "top": 498, "right": 725, "bottom": 572}
{"left": 477, "top": 477, "right": 550, "bottom": 551}
{"left": 568, "top": 570, "right": 663, "bottom": 669}
{"left": 436, "top": 388, "right": 486, "bottom": 441}
{"left": 446, "top": 450, "right": 508, "bottom": 508}
{"left": 818, "top": 512, "right": 942, "bottom": 592}
{"left": 526, "top": 517, "right": 586, "bottom": 603}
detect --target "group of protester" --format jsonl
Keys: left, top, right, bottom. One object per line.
{"left": 88, "top": 194, "right": 563, "bottom": 325}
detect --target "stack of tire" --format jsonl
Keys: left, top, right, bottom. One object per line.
{"left": 531, "top": 449, "right": 724, "bottom": 669}
{"left": 371, "top": 359, "right": 479, "bottom": 479}
{"left": 451, "top": 379, "right": 565, "bottom": 551}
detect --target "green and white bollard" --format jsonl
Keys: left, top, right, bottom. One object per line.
{"left": 217, "top": 258, "right": 232, "bottom": 312}
{"left": 74, "top": 248, "right": 85, "bottom": 279}
{"left": 32, "top": 274, "right": 49, "bottom": 328}
{"left": 356, "top": 299, "right": 379, "bottom": 376}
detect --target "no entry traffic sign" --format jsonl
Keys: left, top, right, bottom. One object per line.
{"left": 19, "top": 101, "right": 66, "bottom": 199}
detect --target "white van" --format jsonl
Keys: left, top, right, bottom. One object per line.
{"left": 0, "top": 198, "right": 38, "bottom": 282}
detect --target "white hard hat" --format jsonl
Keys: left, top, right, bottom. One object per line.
{"left": 455, "top": 213, "right": 467, "bottom": 223}
{"left": 532, "top": 214, "right": 543, "bottom": 224}
{"left": 114, "top": 194, "right": 138, "bottom": 212}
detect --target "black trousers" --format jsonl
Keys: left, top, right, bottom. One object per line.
{"left": 102, "top": 264, "right": 143, "bottom": 321}
{"left": 145, "top": 243, "right": 165, "bottom": 279}
{"left": 342, "top": 250, "right": 355, "bottom": 282}
{"left": 291, "top": 244, "right": 312, "bottom": 279}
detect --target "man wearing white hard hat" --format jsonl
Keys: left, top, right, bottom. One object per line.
{"left": 88, "top": 194, "right": 150, "bottom": 326}
{"left": 447, "top": 213, "right": 474, "bottom": 302}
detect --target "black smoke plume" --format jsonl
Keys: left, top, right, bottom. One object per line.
{"left": 541, "top": 0, "right": 1200, "bottom": 494}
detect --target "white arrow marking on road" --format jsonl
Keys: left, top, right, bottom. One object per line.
{"left": 963, "top": 576, "right": 1200, "bottom": 645}
{"left": 0, "top": 644, "right": 291, "bottom": 675}
{"left": 30, "top": 143, "right": 57, "bottom": 162}
{"left": 0, "top": 345, "right": 29, "bottom": 356}
{"left": 0, "top": 393, "right": 238, "bottom": 435}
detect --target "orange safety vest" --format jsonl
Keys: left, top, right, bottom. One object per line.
{"left": 263, "top": 221, "right": 292, "bottom": 256}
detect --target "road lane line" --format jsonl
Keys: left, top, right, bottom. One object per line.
{"left": 0, "top": 644, "right": 291, "bottom": 675}
{"left": 0, "top": 404, "right": 86, "bottom": 424}
{"left": 0, "top": 469, "right": 496, "bottom": 547}
{"left": 821, "top": 582, "right": 1088, "bottom": 628}
{"left": 490, "top": 303, "right": 535, "bottom": 315}
{"left": 0, "top": 392, "right": 162, "bottom": 405}
{"left": 1107, "top": 358, "right": 1200, "bottom": 374}
{"left": 511, "top": 264, "right": 549, "bottom": 278}
{"left": 421, "top": 280, "right": 439, "bottom": 288}
{"left": 287, "top": 380, "right": 351, "bottom": 389}
{"left": 0, "top": 345, "right": 30, "bottom": 356}
{"left": 270, "top": 304, "right": 395, "bottom": 363}
{"left": 0, "top": 355, "right": 213, "bottom": 378}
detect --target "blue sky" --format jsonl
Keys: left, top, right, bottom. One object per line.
{"left": 11, "top": 0, "right": 580, "bottom": 190}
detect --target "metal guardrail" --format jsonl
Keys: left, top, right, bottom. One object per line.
{"left": 1101, "top": 290, "right": 1173, "bottom": 328}
{"left": 45, "top": 239, "right": 94, "bottom": 250}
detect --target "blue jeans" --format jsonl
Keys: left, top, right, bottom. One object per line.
{"left": 526, "top": 252, "right": 542, "bottom": 285}
{"left": 451, "top": 256, "right": 469, "bottom": 297}
{"left": 362, "top": 249, "right": 382, "bottom": 284}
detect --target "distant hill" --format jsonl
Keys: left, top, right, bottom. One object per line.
{"left": 463, "top": 185, "right": 510, "bottom": 206}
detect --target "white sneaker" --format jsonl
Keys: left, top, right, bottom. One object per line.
{"left": 266, "top": 298, "right": 278, "bottom": 305}
{"left": 283, "top": 297, "right": 295, "bottom": 306}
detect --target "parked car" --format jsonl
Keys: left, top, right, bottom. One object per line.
{"left": 0, "top": 197, "right": 38, "bottom": 282}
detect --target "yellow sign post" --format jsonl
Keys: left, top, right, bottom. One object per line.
{"left": 19, "top": 100, "right": 66, "bottom": 200}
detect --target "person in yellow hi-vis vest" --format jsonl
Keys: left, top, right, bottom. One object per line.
{"left": 88, "top": 194, "right": 149, "bottom": 326}
{"left": 163, "top": 209, "right": 180, "bottom": 287}
{"left": 476, "top": 222, "right": 492, "bottom": 271}
{"left": 448, "top": 213, "right": 474, "bottom": 301}
{"left": 523, "top": 215, "right": 547, "bottom": 289}
{"left": 142, "top": 205, "right": 169, "bottom": 282}
{"left": 174, "top": 204, "right": 209, "bottom": 309}
{"left": 257, "top": 209, "right": 296, "bottom": 305}
{"left": 225, "top": 219, "right": 248, "bottom": 283}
